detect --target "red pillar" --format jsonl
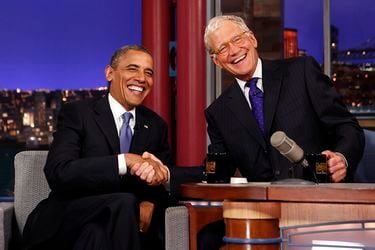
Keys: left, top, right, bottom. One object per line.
{"left": 142, "top": 0, "right": 172, "bottom": 138}
{"left": 176, "top": 0, "right": 206, "bottom": 166}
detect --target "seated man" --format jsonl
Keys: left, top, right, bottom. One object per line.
{"left": 200, "top": 15, "right": 365, "bottom": 249}
{"left": 22, "top": 45, "right": 173, "bottom": 250}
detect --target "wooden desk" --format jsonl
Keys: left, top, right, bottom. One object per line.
{"left": 180, "top": 183, "right": 375, "bottom": 249}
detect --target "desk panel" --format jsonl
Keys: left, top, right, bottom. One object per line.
{"left": 180, "top": 183, "right": 269, "bottom": 200}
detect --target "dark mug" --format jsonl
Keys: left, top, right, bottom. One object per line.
{"left": 205, "top": 152, "right": 231, "bottom": 183}
{"left": 304, "top": 154, "right": 330, "bottom": 183}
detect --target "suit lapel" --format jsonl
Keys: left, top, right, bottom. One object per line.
{"left": 93, "top": 97, "right": 120, "bottom": 154}
{"left": 225, "top": 83, "right": 266, "bottom": 148}
{"left": 262, "top": 59, "right": 283, "bottom": 138}
{"left": 130, "top": 106, "right": 151, "bottom": 154}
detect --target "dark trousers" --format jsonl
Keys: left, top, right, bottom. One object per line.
{"left": 197, "top": 219, "right": 225, "bottom": 250}
{"left": 28, "top": 193, "right": 164, "bottom": 250}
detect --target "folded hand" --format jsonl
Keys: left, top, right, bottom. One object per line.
{"left": 125, "top": 153, "right": 168, "bottom": 185}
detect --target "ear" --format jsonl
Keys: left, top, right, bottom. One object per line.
{"left": 249, "top": 32, "right": 258, "bottom": 49}
{"left": 212, "top": 55, "right": 223, "bottom": 68}
{"left": 105, "top": 65, "right": 113, "bottom": 81}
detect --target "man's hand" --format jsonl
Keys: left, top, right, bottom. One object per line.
{"left": 139, "top": 201, "right": 154, "bottom": 233}
{"left": 322, "top": 150, "right": 347, "bottom": 182}
{"left": 125, "top": 153, "right": 168, "bottom": 185}
{"left": 141, "top": 152, "right": 169, "bottom": 186}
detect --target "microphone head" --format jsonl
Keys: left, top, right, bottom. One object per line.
{"left": 270, "top": 131, "right": 304, "bottom": 164}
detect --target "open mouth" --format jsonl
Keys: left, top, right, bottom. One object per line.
{"left": 232, "top": 54, "right": 246, "bottom": 64}
{"left": 128, "top": 85, "right": 144, "bottom": 94}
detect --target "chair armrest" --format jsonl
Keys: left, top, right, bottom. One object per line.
{"left": 165, "top": 205, "right": 189, "bottom": 250}
{"left": 0, "top": 202, "right": 14, "bottom": 250}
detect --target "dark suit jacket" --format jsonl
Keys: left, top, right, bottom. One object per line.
{"left": 205, "top": 56, "right": 364, "bottom": 181}
{"left": 23, "top": 96, "right": 171, "bottom": 247}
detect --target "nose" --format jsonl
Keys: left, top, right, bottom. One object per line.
{"left": 227, "top": 42, "right": 240, "bottom": 56}
{"left": 135, "top": 71, "right": 146, "bottom": 82}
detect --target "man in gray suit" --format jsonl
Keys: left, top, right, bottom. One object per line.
{"left": 200, "top": 15, "right": 364, "bottom": 249}
{"left": 23, "top": 45, "right": 172, "bottom": 250}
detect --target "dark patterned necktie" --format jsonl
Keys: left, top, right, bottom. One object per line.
{"left": 246, "top": 78, "right": 265, "bottom": 136}
{"left": 120, "top": 112, "right": 133, "bottom": 153}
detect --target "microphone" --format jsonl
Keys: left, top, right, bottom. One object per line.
{"left": 270, "top": 131, "right": 309, "bottom": 168}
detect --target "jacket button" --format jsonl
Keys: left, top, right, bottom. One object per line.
{"left": 275, "top": 170, "right": 281, "bottom": 175}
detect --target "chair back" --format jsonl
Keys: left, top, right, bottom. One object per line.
{"left": 355, "top": 129, "right": 375, "bottom": 183}
{"left": 14, "top": 151, "right": 50, "bottom": 233}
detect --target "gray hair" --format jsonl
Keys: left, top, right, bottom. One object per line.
{"left": 204, "top": 15, "right": 250, "bottom": 54}
{"left": 109, "top": 45, "right": 152, "bottom": 68}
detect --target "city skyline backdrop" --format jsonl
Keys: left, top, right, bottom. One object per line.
{"left": 0, "top": 0, "right": 374, "bottom": 90}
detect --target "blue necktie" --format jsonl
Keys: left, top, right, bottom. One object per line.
{"left": 120, "top": 112, "right": 133, "bottom": 153}
{"left": 246, "top": 78, "right": 265, "bottom": 136}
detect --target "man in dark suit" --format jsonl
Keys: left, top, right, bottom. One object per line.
{"left": 199, "top": 15, "right": 365, "bottom": 249}
{"left": 22, "top": 45, "right": 172, "bottom": 250}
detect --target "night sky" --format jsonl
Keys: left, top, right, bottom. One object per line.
{"left": 284, "top": 0, "right": 375, "bottom": 63}
{"left": 0, "top": 0, "right": 141, "bottom": 90}
{"left": 1, "top": 0, "right": 374, "bottom": 90}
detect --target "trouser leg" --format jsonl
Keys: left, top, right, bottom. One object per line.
{"left": 53, "top": 193, "right": 140, "bottom": 250}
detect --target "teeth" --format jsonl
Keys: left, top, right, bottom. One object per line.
{"left": 233, "top": 54, "right": 246, "bottom": 64}
{"left": 128, "top": 85, "right": 144, "bottom": 92}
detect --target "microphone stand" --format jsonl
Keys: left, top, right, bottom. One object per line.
{"left": 271, "top": 162, "right": 318, "bottom": 185}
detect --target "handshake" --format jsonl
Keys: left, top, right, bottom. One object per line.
{"left": 125, "top": 152, "right": 169, "bottom": 186}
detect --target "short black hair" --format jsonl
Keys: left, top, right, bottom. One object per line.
{"left": 109, "top": 45, "right": 152, "bottom": 68}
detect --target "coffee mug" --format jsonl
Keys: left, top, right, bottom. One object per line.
{"left": 205, "top": 152, "right": 231, "bottom": 183}
{"left": 304, "top": 153, "right": 330, "bottom": 183}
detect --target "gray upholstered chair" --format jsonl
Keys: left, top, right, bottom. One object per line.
{"left": 0, "top": 150, "right": 190, "bottom": 250}
{"left": 355, "top": 129, "right": 375, "bottom": 183}
{"left": 0, "top": 150, "right": 50, "bottom": 250}
{"left": 0, "top": 202, "right": 14, "bottom": 250}
{"left": 165, "top": 206, "right": 189, "bottom": 250}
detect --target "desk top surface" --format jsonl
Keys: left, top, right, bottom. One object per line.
{"left": 180, "top": 182, "right": 375, "bottom": 203}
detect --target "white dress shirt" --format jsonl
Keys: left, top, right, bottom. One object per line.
{"left": 235, "top": 58, "right": 263, "bottom": 109}
{"left": 108, "top": 94, "right": 171, "bottom": 184}
{"left": 108, "top": 93, "right": 135, "bottom": 175}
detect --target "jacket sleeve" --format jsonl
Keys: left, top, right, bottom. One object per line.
{"left": 44, "top": 102, "right": 121, "bottom": 197}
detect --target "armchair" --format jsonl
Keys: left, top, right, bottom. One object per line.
{"left": 0, "top": 150, "right": 50, "bottom": 250}
{"left": 1, "top": 151, "right": 192, "bottom": 250}
{"left": 355, "top": 129, "right": 375, "bottom": 182}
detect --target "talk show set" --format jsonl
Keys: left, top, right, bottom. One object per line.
{"left": 1, "top": 1, "right": 375, "bottom": 250}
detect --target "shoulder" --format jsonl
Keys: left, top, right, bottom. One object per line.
{"left": 264, "top": 55, "right": 319, "bottom": 67}
{"left": 57, "top": 97, "right": 107, "bottom": 123}
{"left": 278, "top": 56, "right": 320, "bottom": 70}
{"left": 60, "top": 96, "right": 105, "bottom": 113}
{"left": 137, "top": 105, "right": 167, "bottom": 127}
{"left": 206, "top": 83, "right": 238, "bottom": 112}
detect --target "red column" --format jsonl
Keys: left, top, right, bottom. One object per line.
{"left": 176, "top": 0, "right": 206, "bottom": 166}
{"left": 142, "top": 0, "right": 172, "bottom": 137}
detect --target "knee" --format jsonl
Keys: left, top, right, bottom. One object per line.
{"left": 107, "top": 193, "right": 138, "bottom": 212}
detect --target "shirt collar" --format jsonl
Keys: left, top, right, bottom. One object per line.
{"left": 236, "top": 58, "right": 263, "bottom": 92}
{"left": 108, "top": 93, "right": 136, "bottom": 121}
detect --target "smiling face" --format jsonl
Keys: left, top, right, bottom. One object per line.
{"left": 208, "top": 20, "right": 259, "bottom": 81}
{"left": 105, "top": 49, "right": 154, "bottom": 110}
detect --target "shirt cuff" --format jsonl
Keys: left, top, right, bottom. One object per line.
{"left": 164, "top": 165, "right": 171, "bottom": 191}
{"left": 118, "top": 154, "right": 127, "bottom": 175}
